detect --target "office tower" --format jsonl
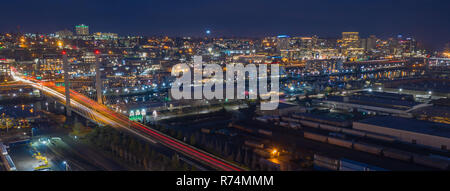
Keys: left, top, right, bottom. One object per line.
{"left": 367, "top": 35, "right": 377, "bottom": 51}
{"left": 341, "top": 32, "right": 360, "bottom": 49}
{"left": 75, "top": 24, "right": 89, "bottom": 36}
{"left": 277, "top": 35, "right": 290, "bottom": 51}
{"left": 55, "top": 29, "right": 73, "bottom": 39}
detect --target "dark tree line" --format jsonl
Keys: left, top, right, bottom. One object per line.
{"left": 86, "top": 127, "right": 195, "bottom": 171}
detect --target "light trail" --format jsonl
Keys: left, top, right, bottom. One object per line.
{"left": 11, "top": 71, "right": 244, "bottom": 171}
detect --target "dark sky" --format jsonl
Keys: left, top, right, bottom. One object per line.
{"left": 1, "top": 0, "right": 449, "bottom": 49}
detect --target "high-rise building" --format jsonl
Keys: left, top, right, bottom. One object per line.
{"left": 367, "top": 35, "right": 377, "bottom": 51}
{"left": 0, "top": 62, "right": 11, "bottom": 80}
{"left": 340, "top": 32, "right": 360, "bottom": 49}
{"left": 55, "top": 29, "right": 73, "bottom": 39}
{"left": 277, "top": 35, "right": 290, "bottom": 51}
{"left": 75, "top": 24, "right": 89, "bottom": 36}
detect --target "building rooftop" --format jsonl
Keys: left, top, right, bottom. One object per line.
{"left": 324, "top": 95, "right": 418, "bottom": 111}
{"left": 357, "top": 116, "right": 450, "bottom": 139}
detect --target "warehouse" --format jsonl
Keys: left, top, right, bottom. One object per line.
{"left": 354, "top": 116, "right": 450, "bottom": 151}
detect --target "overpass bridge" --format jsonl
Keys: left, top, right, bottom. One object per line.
{"left": 10, "top": 73, "right": 245, "bottom": 171}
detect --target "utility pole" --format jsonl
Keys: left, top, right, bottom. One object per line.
{"left": 95, "top": 50, "right": 103, "bottom": 104}
{"left": 62, "top": 50, "right": 71, "bottom": 117}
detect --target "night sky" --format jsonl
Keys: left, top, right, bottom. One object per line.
{"left": 1, "top": 0, "right": 449, "bottom": 49}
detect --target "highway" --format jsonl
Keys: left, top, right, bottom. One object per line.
{"left": 10, "top": 72, "right": 245, "bottom": 171}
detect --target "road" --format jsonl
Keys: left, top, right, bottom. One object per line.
{"left": 11, "top": 72, "right": 245, "bottom": 171}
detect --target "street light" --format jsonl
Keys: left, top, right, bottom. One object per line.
{"left": 62, "top": 161, "right": 69, "bottom": 171}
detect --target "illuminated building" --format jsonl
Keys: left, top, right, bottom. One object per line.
{"left": 75, "top": 24, "right": 89, "bottom": 36}
{"left": 93, "top": 32, "right": 118, "bottom": 40}
{"left": 338, "top": 32, "right": 364, "bottom": 58}
{"left": 0, "top": 61, "right": 11, "bottom": 81}
{"left": 340, "top": 32, "right": 360, "bottom": 49}
{"left": 82, "top": 52, "right": 97, "bottom": 64}
{"left": 277, "top": 35, "right": 290, "bottom": 51}
{"left": 55, "top": 29, "right": 73, "bottom": 39}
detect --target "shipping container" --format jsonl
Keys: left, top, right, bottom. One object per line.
{"left": 304, "top": 132, "right": 328, "bottom": 143}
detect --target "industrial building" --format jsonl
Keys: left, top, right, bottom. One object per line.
{"left": 354, "top": 116, "right": 450, "bottom": 151}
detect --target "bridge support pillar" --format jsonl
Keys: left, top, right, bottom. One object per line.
{"left": 95, "top": 53, "right": 103, "bottom": 105}
{"left": 63, "top": 52, "right": 71, "bottom": 117}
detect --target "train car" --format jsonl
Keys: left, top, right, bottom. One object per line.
{"left": 229, "top": 123, "right": 255, "bottom": 133}
{"left": 353, "top": 142, "right": 383, "bottom": 156}
{"left": 0, "top": 143, "right": 7, "bottom": 156}
{"left": 339, "top": 158, "right": 388, "bottom": 171}
{"left": 281, "top": 117, "right": 300, "bottom": 123}
{"left": 382, "top": 148, "right": 413, "bottom": 162}
{"left": 258, "top": 129, "right": 273, "bottom": 136}
{"left": 300, "top": 120, "right": 320, "bottom": 128}
{"left": 339, "top": 159, "right": 366, "bottom": 171}
{"left": 304, "top": 132, "right": 328, "bottom": 143}
{"left": 288, "top": 122, "right": 301, "bottom": 130}
{"left": 5, "top": 155, "right": 16, "bottom": 171}
{"left": 327, "top": 137, "right": 353, "bottom": 149}
{"left": 201, "top": 128, "right": 211, "bottom": 134}
{"left": 279, "top": 122, "right": 290, "bottom": 128}
{"left": 314, "top": 154, "right": 339, "bottom": 171}
{"left": 244, "top": 140, "right": 264, "bottom": 149}
{"left": 255, "top": 117, "right": 269, "bottom": 123}
{"left": 412, "top": 155, "right": 450, "bottom": 170}
{"left": 341, "top": 128, "right": 366, "bottom": 137}
{"left": 365, "top": 133, "right": 396, "bottom": 142}
{"left": 319, "top": 124, "right": 342, "bottom": 132}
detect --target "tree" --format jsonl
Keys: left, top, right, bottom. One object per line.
{"left": 171, "top": 154, "right": 180, "bottom": 170}
{"left": 189, "top": 134, "right": 196, "bottom": 145}
{"left": 176, "top": 130, "right": 183, "bottom": 140}
{"left": 235, "top": 149, "right": 242, "bottom": 163}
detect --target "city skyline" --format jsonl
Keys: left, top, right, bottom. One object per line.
{"left": 1, "top": 0, "right": 450, "bottom": 175}
{"left": 1, "top": 0, "right": 449, "bottom": 50}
